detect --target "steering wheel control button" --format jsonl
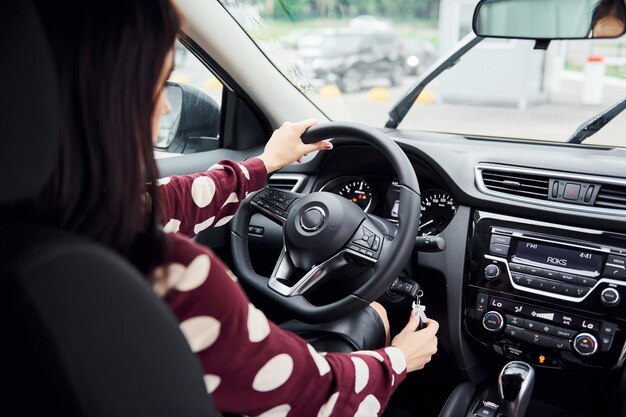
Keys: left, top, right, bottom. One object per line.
{"left": 484, "top": 264, "right": 501, "bottom": 281}
{"left": 300, "top": 207, "right": 326, "bottom": 232}
{"left": 600, "top": 287, "right": 620, "bottom": 306}
{"left": 573, "top": 333, "right": 598, "bottom": 356}
{"left": 482, "top": 311, "right": 504, "bottom": 332}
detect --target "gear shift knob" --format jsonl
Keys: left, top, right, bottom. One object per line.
{"left": 497, "top": 361, "right": 535, "bottom": 417}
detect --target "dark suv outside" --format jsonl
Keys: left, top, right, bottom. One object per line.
{"left": 295, "top": 28, "right": 404, "bottom": 93}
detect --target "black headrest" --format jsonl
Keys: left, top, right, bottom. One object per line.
{"left": 0, "top": 1, "right": 60, "bottom": 203}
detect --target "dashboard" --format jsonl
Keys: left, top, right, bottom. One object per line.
{"left": 317, "top": 175, "right": 458, "bottom": 236}
{"left": 256, "top": 132, "right": 626, "bottom": 416}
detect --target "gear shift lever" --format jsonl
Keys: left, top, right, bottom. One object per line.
{"left": 497, "top": 361, "right": 535, "bottom": 417}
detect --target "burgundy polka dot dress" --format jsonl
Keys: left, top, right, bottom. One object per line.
{"left": 153, "top": 158, "right": 407, "bottom": 417}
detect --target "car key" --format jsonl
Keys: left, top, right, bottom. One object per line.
{"left": 411, "top": 290, "right": 428, "bottom": 330}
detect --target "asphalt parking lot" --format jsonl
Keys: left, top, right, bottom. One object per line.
{"left": 171, "top": 56, "right": 626, "bottom": 149}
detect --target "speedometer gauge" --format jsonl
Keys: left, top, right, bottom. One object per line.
{"left": 419, "top": 190, "right": 457, "bottom": 235}
{"left": 320, "top": 176, "right": 375, "bottom": 212}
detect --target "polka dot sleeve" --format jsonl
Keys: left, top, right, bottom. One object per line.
{"left": 157, "top": 158, "right": 267, "bottom": 236}
{"left": 154, "top": 233, "right": 407, "bottom": 417}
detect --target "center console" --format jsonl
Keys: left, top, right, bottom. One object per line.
{"left": 465, "top": 211, "right": 626, "bottom": 371}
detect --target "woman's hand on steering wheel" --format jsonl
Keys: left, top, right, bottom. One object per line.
{"left": 258, "top": 119, "right": 333, "bottom": 173}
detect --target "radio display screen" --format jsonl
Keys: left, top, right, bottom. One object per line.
{"left": 514, "top": 240, "right": 602, "bottom": 273}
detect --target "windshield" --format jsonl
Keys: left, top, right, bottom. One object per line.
{"left": 218, "top": 0, "right": 626, "bottom": 148}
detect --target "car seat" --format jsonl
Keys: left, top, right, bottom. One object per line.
{"left": 0, "top": 2, "right": 221, "bottom": 416}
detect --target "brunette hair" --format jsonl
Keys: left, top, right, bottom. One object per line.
{"left": 591, "top": 0, "right": 626, "bottom": 31}
{"left": 15, "top": 0, "right": 180, "bottom": 273}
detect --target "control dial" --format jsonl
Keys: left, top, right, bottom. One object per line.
{"left": 482, "top": 311, "right": 504, "bottom": 332}
{"left": 484, "top": 264, "right": 501, "bottom": 281}
{"left": 600, "top": 288, "right": 620, "bottom": 306}
{"left": 573, "top": 333, "right": 598, "bottom": 356}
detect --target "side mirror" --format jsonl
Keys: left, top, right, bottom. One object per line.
{"left": 473, "top": 0, "right": 626, "bottom": 40}
{"left": 155, "top": 82, "right": 221, "bottom": 154}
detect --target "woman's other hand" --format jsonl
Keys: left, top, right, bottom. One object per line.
{"left": 258, "top": 119, "right": 333, "bottom": 173}
{"left": 391, "top": 313, "right": 439, "bottom": 372}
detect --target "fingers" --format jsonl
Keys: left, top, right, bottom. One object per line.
{"left": 294, "top": 118, "right": 319, "bottom": 133}
{"left": 301, "top": 140, "right": 332, "bottom": 155}
{"left": 403, "top": 310, "right": 421, "bottom": 333}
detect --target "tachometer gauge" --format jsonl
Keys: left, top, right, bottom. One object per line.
{"left": 320, "top": 176, "right": 375, "bottom": 212}
{"left": 419, "top": 190, "right": 457, "bottom": 235}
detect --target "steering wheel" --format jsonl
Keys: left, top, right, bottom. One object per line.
{"left": 231, "top": 122, "right": 420, "bottom": 323}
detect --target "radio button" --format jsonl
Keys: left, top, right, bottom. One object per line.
{"left": 505, "top": 315, "right": 524, "bottom": 327}
{"left": 543, "top": 281, "right": 563, "bottom": 294}
{"left": 524, "top": 320, "right": 554, "bottom": 335}
{"left": 541, "top": 269, "right": 559, "bottom": 280}
{"left": 491, "top": 235, "right": 511, "bottom": 246}
{"left": 490, "top": 243, "right": 509, "bottom": 256}
{"left": 603, "top": 265, "right": 626, "bottom": 279}
{"left": 574, "top": 287, "right": 589, "bottom": 297}
{"left": 600, "top": 287, "right": 620, "bottom": 306}
{"left": 509, "top": 263, "right": 527, "bottom": 273}
{"left": 607, "top": 255, "right": 626, "bottom": 267}
{"left": 563, "top": 183, "right": 581, "bottom": 200}
{"left": 557, "top": 272, "right": 578, "bottom": 284}
{"left": 551, "top": 338, "right": 571, "bottom": 351}
{"left": 574, "top": 276, "right": 598, "bottom": 287}
{"left": 560, "top": 284, "right": 586, "bottom": 297}
{"left": 521, "top": 276, "right": 537, "bottom": 288}
{"left": 484, "top": 264, "right": 501, "bottom": 281}
{"left": 511, "top": 272, "right": 524, "bottom": 285}
{"left": 526, "top": 266, "right": 543, "bottom": 276}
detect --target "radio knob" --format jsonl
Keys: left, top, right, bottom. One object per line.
{"left": 484, "top": 264, "right": 501, "bottom": 281}
{"left": 482, "top": 311, "right": 504, "bottom": 332}
{"left": 600, "top": 288, "right": 620, "bottom": 306}
{"left": 573, "top": 333, "right": 598, "bottom": 356}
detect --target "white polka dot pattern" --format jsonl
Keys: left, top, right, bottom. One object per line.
{"left": 163, "top": 218, "right": 181, "bottom": 233}
{"left": 191, "top": 176, "right": 216, "bottom": 208}
{"left": 351, "top": 350, "right": 384, "bottom": 362}
{"left": 173, "top": 254, "right": 210, "bottom": 291}
{"left": 391, "top": 374, "right": 395, "bottom": 386}
{"left": 207, "top": 163, "right": 224, "bottom": 171}
{"left": 221, "top": 192, "right": 239, "bottom": 208}
{"left": 351, "top": 357, "right": 369, "bottom": 394}
{"left": 252, "top": 354, "right": 294, "bottom": 392}
{"left": 180, "top": 316, "right": 221, "bottom": 353}
{"left": 193, "top": 216, "right": 215, "bottom": 235}
{"left": 214, "top": 215, "right": 234, "bottom": 228}
{"left": 157, "top": 176, "right": 171, "bottom": 186}
{"left": 384, "top": 347, "right": 407, "bottom": 374}
{"left": 307, "top": 344, "right": 331, "bottom": 376}
{"left": 317, "top": 392, "right": 339, "bottom": 417}
{"left": 354, "top": 395, "right": 381, "bottom": 417}
{"left": 255, "top": 404, "right": 291, "bottom": 417}
{"left": 203, "top": 374, "right": 221, "bottom": 393}
{"left": 238, "top": 163, "right": 250, "bottom": 180}
{"left": 247, "top": 303, "right": 271, "bottom": 343}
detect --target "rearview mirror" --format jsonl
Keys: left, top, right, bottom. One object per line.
{"left": 473, "top": 0, "right": 626, "bottom": 40}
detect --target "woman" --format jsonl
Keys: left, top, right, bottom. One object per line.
{"left": 25, "top": 1, "right": 439, "bottom": 416}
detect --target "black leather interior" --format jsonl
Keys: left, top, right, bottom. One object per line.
{"left": 1, "top": 2, "right": 221, "bottom": 416}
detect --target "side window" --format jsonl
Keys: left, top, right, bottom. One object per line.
{"left": 155, "top": 41, "right": 224, "bottom": 157}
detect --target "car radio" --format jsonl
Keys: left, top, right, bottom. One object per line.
{"left": 465, "top": 212, "right": 626, "bottom": 369}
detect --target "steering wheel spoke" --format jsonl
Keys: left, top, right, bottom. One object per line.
{"left": 250, "top": 188, "right": 301, "bottom": 224}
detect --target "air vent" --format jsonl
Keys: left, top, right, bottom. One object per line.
{"left": 595, "top": 184, "right": 626, "bottom": 210}
{"left": 267, "top": 174, "right": 304, "bottom": 192}
{"left": 481, "top": 170, "right": 549, "bottom": 200}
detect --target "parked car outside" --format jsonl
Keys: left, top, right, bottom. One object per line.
{"left": 295, "top": 27, "right": 405, "bottom": 93}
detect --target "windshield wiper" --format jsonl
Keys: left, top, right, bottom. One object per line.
{"left": 385, "top": 33, "right": 483, "bottom": 129}
{"left": 567, "top": 97, "right": 626, "bottom": 144}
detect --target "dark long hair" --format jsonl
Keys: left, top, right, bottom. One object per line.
{"left": 19, "top": 0, "right": 180, "bottom": 273}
